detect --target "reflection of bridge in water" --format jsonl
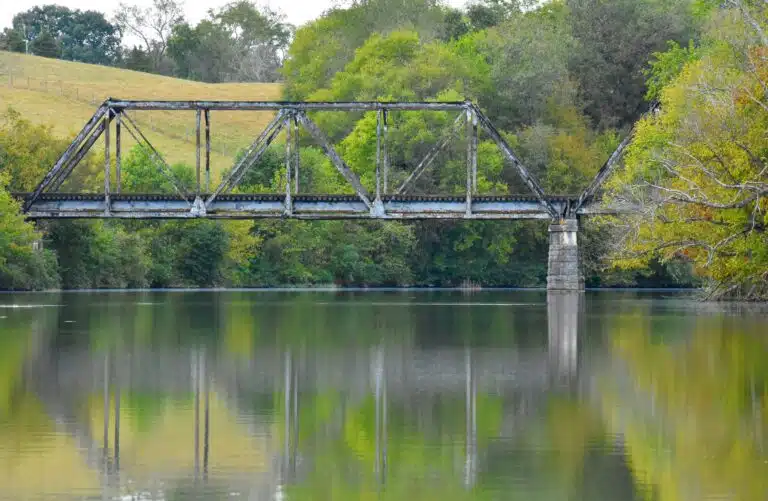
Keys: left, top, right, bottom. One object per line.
{"left": 22, "top": 292, "right": 585, "bottom": 498}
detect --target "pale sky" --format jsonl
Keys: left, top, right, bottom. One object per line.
{"left": 1, "top": 0, "right": 467, "bottom": 32}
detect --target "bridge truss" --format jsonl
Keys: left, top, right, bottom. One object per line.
{"left": 18, "top": 100, "right": 630, "bottom": 220}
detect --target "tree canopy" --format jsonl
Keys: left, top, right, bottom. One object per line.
{"left": 6, "top": 4, "right": 121, "bottom": 64}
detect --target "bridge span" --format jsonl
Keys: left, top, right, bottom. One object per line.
{"left": 18, "top": 100, "right": 638, "bottom": 291}
{"left": 15, "top": 193, "right": 611, "bottom": 219}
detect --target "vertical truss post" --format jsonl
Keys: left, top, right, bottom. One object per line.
{"left": 293, "top": 114, "right": 300, "bottom": 194}
{"left": 376, "top": 108, "right": 382, "bottom": 202}
{"left": 465, "top": 106, "right": 473, "bottom": 216}
{"left": 383, "top": 110, "right": 389, "bottom": 194}
{"left": 204, "top": 109, "right": 211, "bottom": 192}
{"left": 115, "top": 112, "right": 121, "bottom": 194}
{"left": 196, "top": 109, "right": 202, "bottom": 196}
{"left": 104, "top": 112, "right": 111, "bottom": 213}
{"left": 285, "top": 112, "right": 293, "bottom": 215}
{"left": 471, "top": 110, "right": 478, "bottom": 195}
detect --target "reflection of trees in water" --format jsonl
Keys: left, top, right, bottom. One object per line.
{"left": 0, "top": 291, "right": 614, "bottom": 500}
{"left": 1, "top": 291, "right": 765, "bottom": 500}
{"left": 600, "top": 309, "right": 768, "bottom": 501}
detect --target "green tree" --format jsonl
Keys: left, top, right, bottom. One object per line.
{"left": 480, "top": 4, "right": 575, "bottom": 129}
{"left": 29, "top": 29, "right": 60, "bottom": 59}
{"left": 281, "top": 0, "right": 448, "bottom": 100}
{"left": 0, "top": 174, "right": 59, "bottom": 290}
{"left": 46, "top": 220, "right": 149, "bottom": 289}
{"left": 159, "top": 221, "right": 230, "bottom": 287}
{"left": 120, "top": 144, "right": 194, "bottom": 193}
{"left": 566, "top": 0, "right": 697, "bottom": 128}
{"left": 0, "top": 28, "right": 26, "bottom": 52}
{"left": 167, "top": 1, "right": 293, "bottom": 84}
{"left": 120, "top": 46, "right": 154, "bottom": 73}
{"left": 12, "top": 5, "right": 121, "bottom": 64}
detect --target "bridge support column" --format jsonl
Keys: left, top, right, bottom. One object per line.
{"left": 547, "top": 218, "right": 584, "bottom": 291}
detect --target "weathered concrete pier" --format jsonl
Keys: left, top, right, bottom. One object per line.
{"left": 547, "top": 218, "right": 584, "bottom": 291}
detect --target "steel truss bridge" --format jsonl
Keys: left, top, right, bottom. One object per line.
{"left": 14, "top": 99, "right": 640, "bottom": 290}
{"left": 16, "top": 100, "right": 632, "bottom": 220}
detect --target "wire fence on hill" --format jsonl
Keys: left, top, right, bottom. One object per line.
{"left": 0, "top": 71, "right": 243, "bottom": 160}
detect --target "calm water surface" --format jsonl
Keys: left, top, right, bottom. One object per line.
{"left": 0, "top": 290, "right": 765, "bottom": 500}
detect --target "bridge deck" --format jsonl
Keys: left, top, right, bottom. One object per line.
{"left": 14, "top": 193, "right": 612, "bottom": 219}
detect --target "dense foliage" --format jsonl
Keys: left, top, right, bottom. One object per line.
{"left": 1, "top": 4, "right": 121, "bottom": 64}
{"left": 605, "top": 1, "right": 768, "bottom": 299}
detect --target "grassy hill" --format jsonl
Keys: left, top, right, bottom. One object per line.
{"left": 0, "top": 51, "right": 283, "bottom": 180}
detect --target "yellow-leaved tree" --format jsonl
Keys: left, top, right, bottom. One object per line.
{"left": 605, "top": 6, "right": 768, "bottom": 300}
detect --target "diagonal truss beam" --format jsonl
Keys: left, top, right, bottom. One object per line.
{"left": 396, "top": 112, "right": 467, "bottom": 195}
{"left": 121, "top": 112, "right": 192, "bottom": 203}
{"left": 572, "top": 104, "right": 658, "bottom": 214}
{"left": 572, "top": 130, "right": 634, "bottom": 214}
{"left": 469, "top": 104, "right": 559, "bottom": 219}
{"left": 205, "top": 110, "right": 286, "bottom": 207}
{"left": 25, "top": 104, "right": 109, "bottom": 210}
{"left": 49, "top": 119, "right": 108, "bottom": 192}
{"left": 296, "top": 112, "right": 373, "bottom": 210}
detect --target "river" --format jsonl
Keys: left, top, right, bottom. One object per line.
{"left": 0, "top": 290, "right": 765, "bottom": 500}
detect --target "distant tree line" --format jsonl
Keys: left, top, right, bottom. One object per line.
{"left": 0, "top": 0, "right": 292, "bottom": 83}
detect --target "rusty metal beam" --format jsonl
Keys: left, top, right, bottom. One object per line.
{"left": 121, "top": 113, "right": 191, "bottom": 203}
{"left": 104, "top": 111, "right": 111, "bottom": 211}
{"left": 296, "top": 112, "right": 373, "bottom": 210}
{"left": 470, "top": 104, "right": 558, "bottom": 219}
{"left": 470, "top": 111, "right": 478, "bottom": 195}
{"left": 115, "top": 113, "right": 122, "bottom": 194}
{"left": 285, "top": 114, "right": 293, "bottom": 215}
{"left": 383, "top": 110, "right": 390, "bottom": 194}
{"left": 204, "top": 109, "right": 211, "bottom": 192}
{"left": 466, "top": 107, "right": 474, "bottom": 215}
{"left": 49, "top": 119, "right": 108, "bottom": 192}
{"left": 106, "top": 100, "right": 465, "bottom": 112}
{"left": 573, "top": 123, "right": 640, "bottom": 214}
{"left": 196, "top": 109, "right": 202, "bottom": 196}
{"left": 376, "top": 109, "right": 382, "bottom": 201}
{"left": 293, "top": 115, "right": 300, "bottom": 194}
{"left": 396, "top": 112, "right": 466, "bottom": 195}
{"left": 206, "top": 110, "right": 286, "bottom": 207}
{"left": 25, "top": 104, "right": 108, "bottom": 210}
{"left": 20, "top": 194, "right": 587, "bottom": 220}
{"left": 572, "top": 103, "right": 661, "bottom": 214}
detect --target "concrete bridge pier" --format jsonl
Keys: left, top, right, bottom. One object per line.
{"left": 547, "top": 218, "right": 584, "bottom": 291}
